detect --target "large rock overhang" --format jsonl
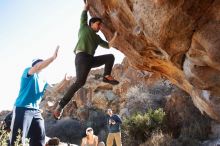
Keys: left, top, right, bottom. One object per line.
{"left": 88, "top": 0, "right": 220, "bottom": 121}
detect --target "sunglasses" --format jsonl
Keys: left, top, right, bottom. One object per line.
{"left": 87, "top": 129, "right": 93, "bottom": 132}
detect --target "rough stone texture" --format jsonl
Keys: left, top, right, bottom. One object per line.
{"left": 0, "top": 110, "right": 11, "bottom": 121}
{"left": 41, "top": 58, "right": 155, "bottom": 120}
{"left": 40, "top": 58, "right": 213, "bottom": 144}
{"left": 87, "top": 0, "right": 220, "bottom": 121}
{"left": 40, "top": 59, "right": 174, "bottom": 144}
{"left": 165, "top": 89, "right": 211, "bottom": 140}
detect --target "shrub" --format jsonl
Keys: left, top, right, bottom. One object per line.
{"left": 141, "top": 130, "right": 181, "bottom": 146}
{"left": 125, "top": 83, "right": 172, "bottom": 115}
{"left": 0, "top": 124, "right": 9, "bottom": 146}
{"left": 122, "top": 108, "right": 166, "bottom": 145}
{"left": 126, "top": 85, "right": 154, "bottom": 114}
{"left": 13, "top": 129, "right": 22, "bottom": 146}
{"left": 0, "top": 124, "right": 25, "bottom": 146}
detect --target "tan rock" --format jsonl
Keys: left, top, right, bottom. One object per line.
{"left": 88, "top": 0, "right": 220, "bottom": 121}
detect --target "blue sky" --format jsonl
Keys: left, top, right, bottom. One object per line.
{"left": 0, "top": 0, "right": 124, "bottom": 111}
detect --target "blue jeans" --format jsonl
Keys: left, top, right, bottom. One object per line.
{"left": 10, "top": 107, "right": 45, "bottom": 146}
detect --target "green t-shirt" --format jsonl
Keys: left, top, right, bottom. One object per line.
{"left": 74, "top": 10, "right": 109, "bottom": 56}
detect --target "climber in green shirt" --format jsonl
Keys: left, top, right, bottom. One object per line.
{"left": 74, "top": 9, "right": 110, "bottom": 56}
{"left": 53, "top": 0, "right": 119, "bottom": 120}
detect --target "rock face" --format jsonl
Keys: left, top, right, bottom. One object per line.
{"left": 42, "top": 58, "right": 165, "bottom": 119}
{"left": 42, "top": 59, "right": 160, "bottom": 144}
{"left": 42, "top": 58, "right": 158, "bottom": 120}
{"left": 41, "top": 58, "right": 211, "bottom": 144}
{"left": 88, "top": 0, "right": 220, "bottom": 121}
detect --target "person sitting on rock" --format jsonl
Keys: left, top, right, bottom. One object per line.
{"left": 53, "top": 0, "right": 119, "bottom": 120}
{"left": 81, "top": 127, "right": 98, "bottom": 146}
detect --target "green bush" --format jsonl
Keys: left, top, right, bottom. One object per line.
{"left": 0, "top": 124, "right": 26, "bottom": 146}
{"left": 122, "top": 108, "right": 166, "bottom": 144}
{"left": 0, "top": 125, "right": 9, "bottom": 146}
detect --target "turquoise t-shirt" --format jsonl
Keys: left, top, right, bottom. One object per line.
{"left": 14, "top": 67, "right": 48, "bottom": 109}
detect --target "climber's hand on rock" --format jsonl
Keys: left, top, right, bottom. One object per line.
{"left": 84, "top": 0, "right": 89, "bottom": 11}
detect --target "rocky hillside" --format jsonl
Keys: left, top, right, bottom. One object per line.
{"left": 1, "top": 1, "right": 219, "bottom": 145}
{"left": 0, "top": 58, "right": 217, "bottom": 145}
{"left": 87, "top": 0, "right": 220, "bottom": 121}
{"left": 41, "top": 58, "right": 213, "bottom": 145}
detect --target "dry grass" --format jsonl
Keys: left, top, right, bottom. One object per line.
{"left": 140, "top": 130, "right": 180, "bottom": 146}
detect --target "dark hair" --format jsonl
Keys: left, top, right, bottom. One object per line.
{"left": 46, "top": 137, "right": 60, "bottom": 146}
{"left": 89, "top": 17, "right": 102, "bottom": 26}
{"left": 32, "top": 59, "right": 43, "bottom": 67}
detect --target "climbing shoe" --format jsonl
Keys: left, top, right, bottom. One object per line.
{"left": 103, "top": 75, "right": 119, "bottom": 85}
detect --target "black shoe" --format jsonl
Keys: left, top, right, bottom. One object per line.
{"left": 103, "top": 75, "right": 119, "bottom": 85}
